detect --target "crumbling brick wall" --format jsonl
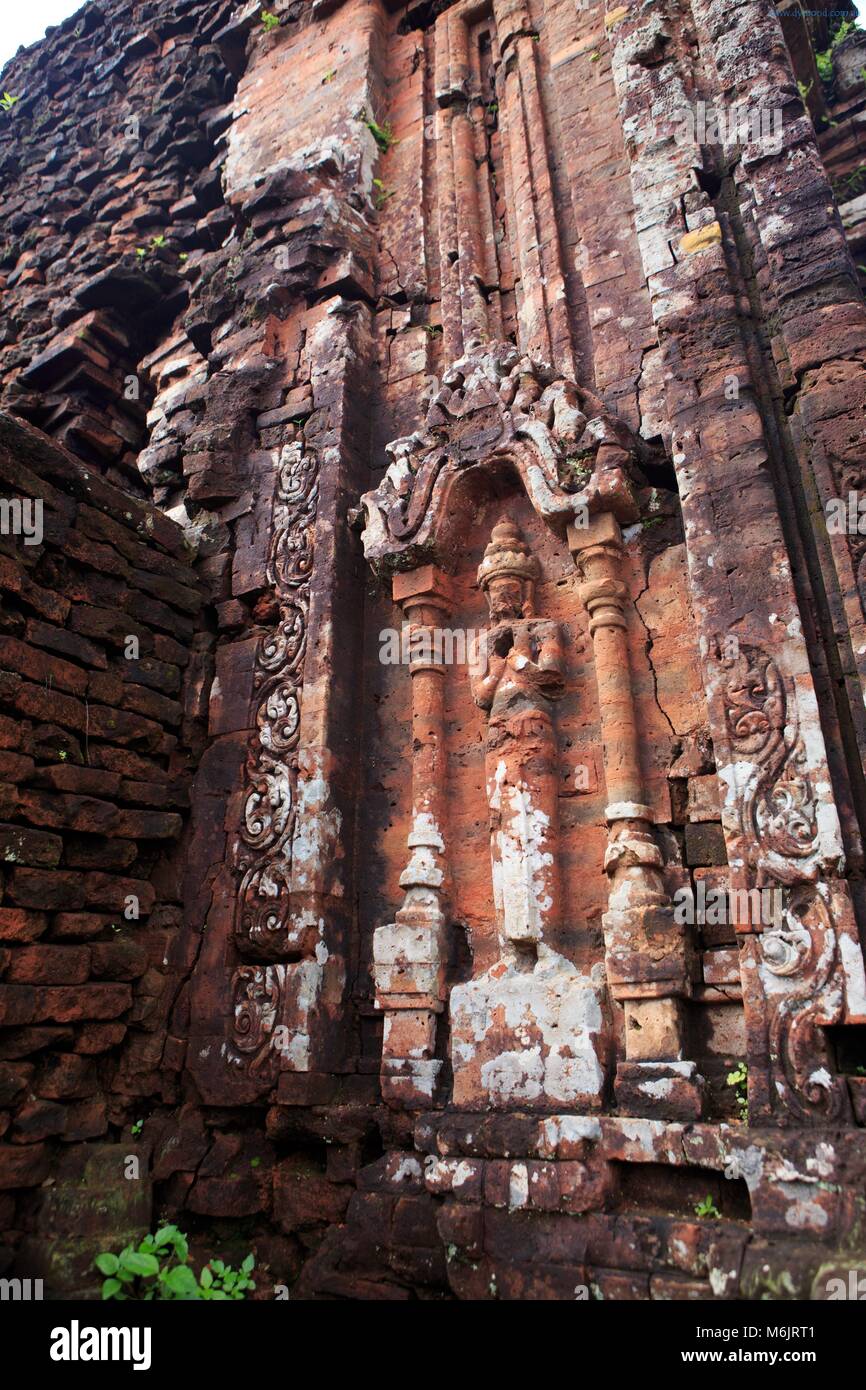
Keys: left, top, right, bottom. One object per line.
{"left": 0, "top": 0, "right": 239, "bottom": 494}
{"left": 0, "top": 411, "right": 207, "bottom": 1292}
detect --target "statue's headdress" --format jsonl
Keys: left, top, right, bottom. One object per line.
{"left": 478, "top": 518, "right": 538, "bottom": 615}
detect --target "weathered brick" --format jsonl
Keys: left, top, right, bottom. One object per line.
{"left": 0, "top": 1142, "right": 51, "bottom": 1189}
{"left": 82, "top": 873, "right": 155, "bottom": 915}
{"left": 0, "top": 635, "right": 88, "bottom": 696}
{"left": 33, "top": 763, "right": 121, "bottom": 797}
{"left": 32, "top": 983, "right": 132, "bottom": 1023}
{"left": 24, "top": 618, "right": 108, "bottom": 669}
{"left": 15, "top": 790, "right": 119, "bottom": 835}
{"left": 90, "top": 938, "right": 148, "bottom": 980}
{"left": 51, "top": 912, "right": 118, "bottom": 940}
{"left": 6, "top": 945, "right": 91, "bottom": 985}
{"left": 7, "top": 868, "right": 88, "bottom": 910}
{"left": 38, "top": 1052, "right": 97, "bottom": 1099}
{"left": 0, "top": 823, "right": 64, "bottom": 867}
{"left": 0, "top": 907, "right": 49, "bottom": 942}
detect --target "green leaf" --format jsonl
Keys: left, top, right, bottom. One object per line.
{"left": 101, "top": 1278, "right": 123, "bottom": 1300}
{"left": 200, "top": 1266, "right": 213, "bottom": 1288}
{"left": 241, "top": 1254, "right": 255, "bottom": 1274}
{"left": 154, "top": 1226, "right": 177, "bottom": 1247}
{"left": 121, "top": 1251, "right": 160, "bottom": 1279}
{"left": 95, "top": 1253, "right": 119, "bottom": 1276}
{"left": 162, "top": 1265, "right": 199, "bottom": 1298}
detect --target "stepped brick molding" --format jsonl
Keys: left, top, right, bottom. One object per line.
{"left": 1, "top": 0, "right": 866, "bottom": 1302}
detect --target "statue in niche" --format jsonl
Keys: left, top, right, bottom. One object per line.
{"left": 449, "top": 516, "right": 610, "bottom": 1112}
{"left": 471, "top": 518, "right": 565, "bottom": 955}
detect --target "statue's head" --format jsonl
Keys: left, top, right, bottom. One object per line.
{"left": 478, "top": 518, "right": 538, "bottom": 620}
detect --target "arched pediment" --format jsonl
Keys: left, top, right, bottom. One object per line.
{"left": 358, "top": 342, "right": 644, "bottom": 574}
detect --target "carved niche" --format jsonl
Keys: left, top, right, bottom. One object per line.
{"left": 359, "top": 341, "right": 690, "bottom": 1112}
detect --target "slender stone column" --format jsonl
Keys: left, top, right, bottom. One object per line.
{"left": 373, "top": 564, "right": 452, "bottom": 1108}
{"left": 570, "top": 513, "right": 705, "bottom": 1119}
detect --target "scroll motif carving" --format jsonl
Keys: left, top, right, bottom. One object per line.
{"left": 235, "top": 442, "right": 319, "bottom": 956}
{"left": 713, "top": 641, "right": 824, "bottom": 884}
{"left": 760, "top": 886, "right": 849, "bottom": 1123}
{"left": 226, "top": 964, "right": 286, "bottom": 1080}
{"left": 713, "top": 642, "right": 855, "bottom": 1121}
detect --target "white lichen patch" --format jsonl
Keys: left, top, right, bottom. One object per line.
{"left": 451, "top": 950, "right": 606, "bottom": 1108}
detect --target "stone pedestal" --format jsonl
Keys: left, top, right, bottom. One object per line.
{"left": 450, "top": 950, "right": 610, "bottom": 1111}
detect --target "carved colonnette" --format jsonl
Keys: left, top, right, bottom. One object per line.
{"left": 430, "top": 0, "right": 575, "bottom": 373}
{"left": 570, "top": 513, "right": 704, "bottom": 1117}
{"left": 373, "top": 564, "right": 452, "bottom": 1106}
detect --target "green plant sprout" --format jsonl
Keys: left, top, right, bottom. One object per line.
{"left": 261, "top": 10, "right": 280, "bottom": 32}
{"left": 135, "top": 235, "right": 167, "bottom": 260}
{"left": 727, "top": 1060, "right": 748, "bottom": 1122}
{"left": 130, "top": 1119, "right": 143, "bottom": 1137}
{"left": 373, "top": 178, "right": 394, "bottom": 208}
{"left": 366, "top": 115, "right": 396, "bottom": 153}
{"left": 814, "top": 17, "right": 863, "bottom": 88}
{"left": 0, "top": 93, "right": 19, "bottom": 113}
{"left": 95, "top": 1227, "right": 255, "bottom": 1301}
{"left": 695, "top": 1195, "right": 722, "bottom": 1219}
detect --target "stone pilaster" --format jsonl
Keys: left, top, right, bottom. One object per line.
{"left": 570, "top": 512, "right": 705, "bottom": 1119}
{"left": 373, "top": 565, "right": 452, "bottom": 1108}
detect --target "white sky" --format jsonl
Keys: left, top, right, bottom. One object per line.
{"left": 1, "top": 0, "right": 866, "bottom": 77}
{"left": 1, "top": 0, "right": 89, "bottom": 73}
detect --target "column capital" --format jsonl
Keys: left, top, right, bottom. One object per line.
{"left": 392, "top": 563, "right": 452, "bottom": 607}
{"left": 568, "top": 511, "right": 623, "bottom": 558}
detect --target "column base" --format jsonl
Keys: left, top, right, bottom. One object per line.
{"left": 614, "top": 1060, "right": 707, "bottom": 1120}
{"left": 381, "top": 1057, "right": 443, "bottom": 1109}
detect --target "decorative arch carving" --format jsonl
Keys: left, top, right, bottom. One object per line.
{"left": 358, "top": 342, "right": 643, "bottom": 571}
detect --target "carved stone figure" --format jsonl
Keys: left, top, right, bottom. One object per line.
{"left": 449, "top": 518, "right": 610, "bottom": 1110}
{"left": 471, "top": 518, "right": 565, "bottom": 951}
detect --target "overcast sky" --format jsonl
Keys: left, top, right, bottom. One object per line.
{"left": 2, "top": 0, "right": 866, "bottom": 77}
{"left": 1, "top": 1, "right": 89, "bottom": 73}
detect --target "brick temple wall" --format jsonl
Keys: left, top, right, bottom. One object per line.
{"left": 0, "top": 411, "right": 207, "bottom": 1292}
{"left": 1, "top": 0, "right": 866, "bottom": 1301}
